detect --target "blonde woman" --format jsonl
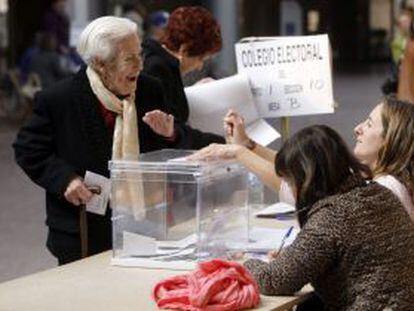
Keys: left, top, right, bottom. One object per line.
{"left": 354, "top": 96, "right": 414, "bottom": 220}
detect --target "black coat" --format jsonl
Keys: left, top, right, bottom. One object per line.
{"left": 142, "top": 38, "right": 225, "bottom": 149}
{"left": 13, "top": 68, "right": 184, "bottom": 259}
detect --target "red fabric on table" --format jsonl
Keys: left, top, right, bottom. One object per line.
{"left": 153, "top": 259, "right": 260, "bottom": 311}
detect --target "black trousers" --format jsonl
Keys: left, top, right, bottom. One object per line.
{"left": 46, "top": 219, "right": 111, "bottom": 265}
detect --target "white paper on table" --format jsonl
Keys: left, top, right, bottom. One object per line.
{"left": 226, "top": 227, "right": 299, "bottom": 252}
{"left": 122, "top": 231, "right": 197, "bottom": 257}
{"left": 122, "top": 231, "right": 158, "bottom": 256}
{"left": 254, "top": 202, "right": 295, "bottom": 217}
{"left": 167, "top": 156, "right": 189, "bottom": 163}
{"left": 84, "top": 171, "right": 111, "bottom": 215}
{"left": 185, "top": 74, "right": 280, "bottom": 146}
{"left": 111, "top": 257, "right": 196, "bottom": 270}
{"left": 156, "top": 234, "right": 197, "bottom": 249}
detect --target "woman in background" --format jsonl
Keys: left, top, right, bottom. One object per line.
{"left": 142, "top": 6, "right": 225, "bottom": 149}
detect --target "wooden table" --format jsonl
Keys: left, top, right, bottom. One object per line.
{"left": 0, "top": 250, "right": 311, "bottom": 311}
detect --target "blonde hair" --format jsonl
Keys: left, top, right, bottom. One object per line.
{"left": 77, "top": 16, "right": 137, "bottom": 65}
{"left": 374, "top": 96, "right": 414, "bottom": 195}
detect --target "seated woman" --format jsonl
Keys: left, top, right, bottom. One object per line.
{"left": 190, "top": 96, "right": 414, "bottom": 220}
{"left": 244, "top": 125, "right": 414, "bottom": 309}
{"left": 354, "top": 96, "right": 414, "bottom": 220}
{"left": 142, "top": 6, "right": 225, "bottom": 149}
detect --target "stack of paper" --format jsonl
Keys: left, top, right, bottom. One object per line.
{"left": 254, "top": 202, "right": 295, "bottom": 218}
{"left": 226, "top": 227, "right": 299, "bottom": 252}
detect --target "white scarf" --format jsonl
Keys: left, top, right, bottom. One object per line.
{"left": 86, "top": 66, "right": 145, "bottom": 219}
{"left": 86, "top": 66, "right": 139, "bottom": 160}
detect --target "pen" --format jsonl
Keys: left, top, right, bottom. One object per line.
{"left": 275, "top": 226, "right": 294, "bottom": 256}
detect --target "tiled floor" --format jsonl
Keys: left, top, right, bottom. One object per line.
{"left": 0, "top": 64, "right": 388, "bottom": 282}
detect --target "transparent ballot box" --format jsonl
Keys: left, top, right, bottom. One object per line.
{"left": 110, "top": 149, "right": 250, "bottom": 268}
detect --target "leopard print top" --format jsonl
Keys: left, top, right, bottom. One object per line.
{"left": 245, "top": 177, "right": 414, "bottom": 311}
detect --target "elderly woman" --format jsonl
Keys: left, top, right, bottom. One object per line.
{"left": 142, "top": 6, "right": 225, "bottom": 149}
{"left": 13, "top": 16, "right": 183, "bottom": 265}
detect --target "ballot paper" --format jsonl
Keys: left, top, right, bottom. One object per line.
{"left": 111, "top": 256, "right": 196, "bottom": 270}
{"left": 84, "top": 171, "right": 110, "bottom": 215}
{"left": 185, "top": 74, "right": 280, "bottom": 146}
{"left": 122, "top": 231, "right": 197, "bottom": 257}
{"left": 226, "top": 227, "right": 299, "bottom": 252}
{"left": 122, "top": 231, "right": 157, "bottom": 257}
{"left": 156, "top": 234, "right": 197, "bottom": 249}
{"left": 254, "top": 202, "right": 295, "bottom": 217}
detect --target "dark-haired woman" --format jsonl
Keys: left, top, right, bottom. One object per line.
{"left": 142, "top": 6, "right": 225, "bottom": 149}
{"left": 190, "top": 125, "right": 414, "bottom": 310}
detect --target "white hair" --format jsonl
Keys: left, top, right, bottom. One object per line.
{"left": 77, "top": 16, "right": 138, "bottom": 65}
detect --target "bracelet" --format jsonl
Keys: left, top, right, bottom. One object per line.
{"left": 245, "top": 138, "right": 257, "bottom": 150}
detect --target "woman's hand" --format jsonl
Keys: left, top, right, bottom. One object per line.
{"left": 143, "top": 110, "right": 175, "bottom": 139}
{"left": 224, "top": 109, "right": 251, "bottom": 146}
{"left": 267, "top": 249, "right": 279, "bottom": 262}
{"left": 186, "top": 143, "right": 246, "bottom": 161}
{"left": 64, "top": 177, "right": 93, "bottom": 206}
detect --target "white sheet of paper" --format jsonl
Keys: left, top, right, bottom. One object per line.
{"left": 84, "top": 171, "right": 110, "bottom": 215}
{"left": 246, "top": 119, "right": 281, "bottom": 146}
{"left": 254, "top": 202, "right": 295, "bottom": 217}
{"left": 226, "top": 227, "right": 299, "bottom": 252}
{"left": 122, "top": 231, "right": 158, "bottom": 256}
{"left": 167, "top": 156, "right": 188, "bottom": 163}
{"left": 111, "top": 257, "right": 196, "bottom": 270}
{"left": 185, "top": 74, "right": 280, "bottom": 146}
{"left": 156, "top": 234, "right": 197, "bottom": 249}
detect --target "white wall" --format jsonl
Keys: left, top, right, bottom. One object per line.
{"left": 0, "top": 0, "right": 7, "bottom": 13}
{"left": 67, "top": 0, "right": 89, "bottom": 27}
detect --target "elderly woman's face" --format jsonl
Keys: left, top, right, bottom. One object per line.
{"left": 100, "top": 34, "right": 142, "bottom": 96}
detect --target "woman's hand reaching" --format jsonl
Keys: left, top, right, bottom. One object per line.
{"left": 224, "top": 109, "right": 251, "bottom": 146}
{"left": 143, "top": 110, "right": 175, "bottom": 139}
{"left": 186, "top": 143, "right": 246, "bottom": 161}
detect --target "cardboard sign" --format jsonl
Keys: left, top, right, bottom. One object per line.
{"left": 235, "top": 34, "right": 334, "bottom": 117}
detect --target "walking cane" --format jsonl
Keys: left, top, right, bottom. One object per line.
{"left": 79, "top": 186, "right": 101, "bottom": 259}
